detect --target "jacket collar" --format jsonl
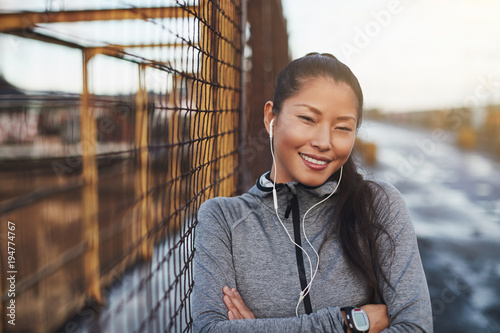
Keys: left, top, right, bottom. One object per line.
{"left": 253, "top": 171, "right": 340, "bottom": 198}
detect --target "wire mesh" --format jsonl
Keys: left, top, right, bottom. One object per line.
{"left": 0, "top": 1, "right": 243, "bottom": 332}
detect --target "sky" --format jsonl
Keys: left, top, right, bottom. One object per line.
{"left": 1, "top": 0, "right": 500, "bottom": 112}
{"left": 281, "top": 0, "right": 500, "bottom": 112}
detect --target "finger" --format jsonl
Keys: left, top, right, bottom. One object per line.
{"left": 223, "top": 295, "right": 242, "bottom": 320}
{"left": 223, "top": 286, "right": 254, "bottom": 319}
{"left": 228, "top": 310, "right": 236, "bottom": 320}
{"left": 225, "top": 288, "right": 255, "bottom": 319}
{"left": 223, "top": 287, "right": 243, "bottom": 319}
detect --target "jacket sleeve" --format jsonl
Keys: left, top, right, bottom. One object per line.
{"left": 192, "top": 198, "right": 347, "bottom": 333}
{"left": 373, "top": 182, "right": 433, "bottom": 333}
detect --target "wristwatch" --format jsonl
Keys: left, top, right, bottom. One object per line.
{"left": 341, "top": 307, "right": 370, "bottom": 333}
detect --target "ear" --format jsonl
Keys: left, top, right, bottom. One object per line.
{"left": 263, "top": 101, "right": 275, "bottom": 137}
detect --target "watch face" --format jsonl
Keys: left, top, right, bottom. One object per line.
{"left": 353, "top": 312, "right": 367, "bottom": 325}
{"left": 352, "top": 309, "right": 370, "bottom": 331}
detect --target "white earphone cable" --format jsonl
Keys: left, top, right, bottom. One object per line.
{"left": 269, "top": 119, "right": 343, "bottom": 316}
{"left": 270, "top": 131, "right": 316, "bottom": 312}
{"left": 299, "top": 165, "right": 342, "bottom": 302}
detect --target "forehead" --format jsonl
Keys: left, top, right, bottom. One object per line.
{"left": 284, "top": 77, "right": 359, "bottom": 120}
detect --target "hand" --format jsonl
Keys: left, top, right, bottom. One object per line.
{"left": 361, "top": 304, "right": 389, "bottom": 333}
{"left": 222, "top": 286, "right": 256, "bottom": 320}
{"left": 342, "top": 304, "right": 389, "bottom": 333}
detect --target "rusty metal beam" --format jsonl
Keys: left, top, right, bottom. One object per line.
{"left": 0, "top": 6, "right": 197, "bottom": 33}
{"left": 7, "top": 30, "right": 84, "bottom": 49}
{"left": 6, "top": 30, "right": 125, "bottom": 60}
{"left": 86, "top": 46, "right": 124, "bottom": 59}
{"left": 108, "top": 42, "right": 196, "bottom": 49}
{"left": 6, "top": 30, "right": 193, "bottom": 61}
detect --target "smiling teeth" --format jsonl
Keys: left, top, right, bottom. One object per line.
{"left": 300, "top": 153, "right": 327, "bottom": 165}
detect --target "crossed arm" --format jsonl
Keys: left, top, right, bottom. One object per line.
{"left": 222, "top": 286, "right": 390, "bottom": 333}
{"left": 193, "top": 185, "right": 433, "bottom": 332}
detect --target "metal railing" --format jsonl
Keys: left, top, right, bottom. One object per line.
{"left": 0, "top": 0, "right": 290, "bottom": 331}
{"left": 0, "top": 1, "right": 244, "bottom": 331}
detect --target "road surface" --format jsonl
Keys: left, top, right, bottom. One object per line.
{"left": 359, "top": 120, "right": 500, "bottom": 332}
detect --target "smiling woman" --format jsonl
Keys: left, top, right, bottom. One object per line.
{"left": 193, "top": 53, "right": 433, "bottom": 332}
{"left": 263, "top": 77, "right": 357, "bottom": 187}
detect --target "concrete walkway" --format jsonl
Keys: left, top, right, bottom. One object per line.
{"left": 360, "top": 120, "right": 500, "bottom": 332}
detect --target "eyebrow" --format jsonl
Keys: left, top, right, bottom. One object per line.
{"left": 294, "top": 104, "right": 356, "bottom": 122}
{"left": 336, "top": 116, "right": 357, "bottom": 122}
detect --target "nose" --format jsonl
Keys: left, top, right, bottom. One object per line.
{"left": 311, "top": 125, "right": 332, "bottom": 151}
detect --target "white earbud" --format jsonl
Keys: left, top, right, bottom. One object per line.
{"left": 269, "top": 118, "right": 275, "bottom": 138}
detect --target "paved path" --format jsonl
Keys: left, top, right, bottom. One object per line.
{"left": 359, "top": 120, "right": 500, "bottom": 332}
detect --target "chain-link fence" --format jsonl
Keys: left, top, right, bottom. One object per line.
{"left": 0, "top": 0, "right": 289, "bottom": 332}
{"left": 0, "top": 1, "right": 243, "bottom": 332}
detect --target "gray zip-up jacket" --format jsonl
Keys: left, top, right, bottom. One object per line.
{"left": 193, "top": 173, "right": 432, "bottom": 332}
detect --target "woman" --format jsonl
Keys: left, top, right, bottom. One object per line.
{"left": 192, "top": 53, "right": 432, "bottom": 332}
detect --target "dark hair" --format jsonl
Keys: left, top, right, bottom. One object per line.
{"left": 273, "top": 53, "right": 393, "bottom": 303}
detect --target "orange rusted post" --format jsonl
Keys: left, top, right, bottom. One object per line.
{"left": 80, "top": 49, "right": 102, "bottom": 304}
{"left": 217, "top": 0, "right": 240, "bottom": 197}
{"left": 134, "top": 63, "right": 153, "bottom": 260}
{"left": 197, "top": 0, "right": 216, "bottom": 202}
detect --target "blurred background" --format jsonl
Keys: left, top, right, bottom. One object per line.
{"left": 0, "top": 0, "right": 499, "bottom": 332}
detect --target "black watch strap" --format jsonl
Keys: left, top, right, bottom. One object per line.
{"left": 341, "top": 307, "right": 354, "bottom": 333}
{"left": 342, "top": 320, "right": 348, "bottom": 333}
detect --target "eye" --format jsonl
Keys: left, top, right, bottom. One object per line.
{"left": 298, "top": 115, "right": 315, "bottom": 123}
{"left": 336, "top": 126, "right": 353, "bottom": 132}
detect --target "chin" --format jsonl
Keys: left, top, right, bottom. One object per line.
{"left": 298, "top": 176, "right": 330, "bottom": 188}
{"left": 296, "top": 167, "right": 340, "bottom": 187}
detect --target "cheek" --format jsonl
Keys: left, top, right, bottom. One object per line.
{"left": 276, "top": 127, "right": 305, "bottom": 150}
{"left": 336, "top": 135, "right": 356, "bottom": 157}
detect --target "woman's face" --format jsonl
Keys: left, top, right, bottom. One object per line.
{"left": 265, "top": 76, "right": 358, "bottom": 187}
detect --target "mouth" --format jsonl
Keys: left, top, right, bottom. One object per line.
{"left": 299, "top": 153, "right": 330, "bottom": 166}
